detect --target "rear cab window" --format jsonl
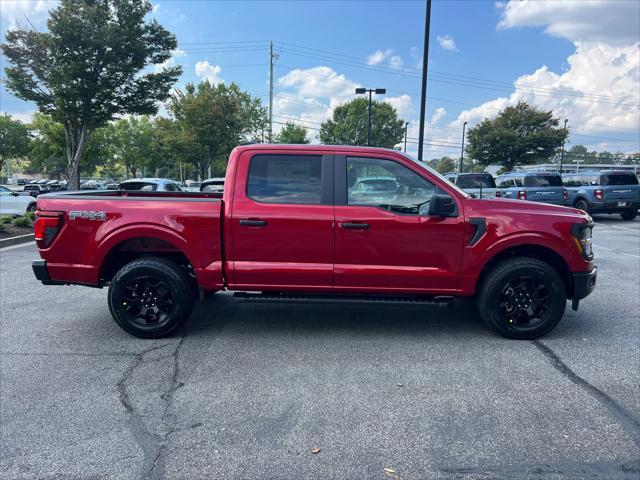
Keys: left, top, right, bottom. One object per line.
{"left": 247, "top": 154, "right": 323, "bottom": 204}
{"left": 456, "top": 174, "right": 496, "bottom": 189}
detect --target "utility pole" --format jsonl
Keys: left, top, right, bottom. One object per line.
{"left": 459, "top": 121, "right": 467, "bottom": 173}
{"left": 404, "top": 122, "right": 409, "bottom": 153}
{"left": 417, "top": 0, "right": 432, "bottom": 162}
{"left": 559, "top": 118, "right": 568, "bottom": 172}
{"left": 268, "top": 41, "right": 276, "bottom": 143}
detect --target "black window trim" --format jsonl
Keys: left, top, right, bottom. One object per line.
{"left": 245, "top": 153, "right": 334, "bottom": 206}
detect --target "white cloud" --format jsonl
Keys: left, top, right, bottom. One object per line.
{"left": 437, "top": 35, "right": 458, "bottom": 52}
{"left": 0, "top": 0, "right": 54, "bottom": 31}
{"left": 450, "top": 42, "right": 640, "bottom": 142}
{"left": 278, "top": 66, "right": 356, "bottom": 101}
{"left": 194, "top": 61, "right": 223, "bottom": 84}
{"left": 3, "top": 110, "right": 35, "bottom": 123}
{"left": 497, "top": 0, "right": 640, "bottom": 44}
{"left": 384, "top": 94, "right": 413, "bottom": 119}
{"left": 366, "top": 49, "right": 405, "bottom": 69}
{"left": 430, "top": 107, "right": 447, "bottom": 126}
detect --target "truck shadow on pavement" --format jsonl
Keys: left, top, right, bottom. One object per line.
{"left": 183, "top": 294, "right": 495, "bottom": 340}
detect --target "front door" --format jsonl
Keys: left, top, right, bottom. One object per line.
{"left": 333, "top": 155, "right": 465, "bottom": 294}
{"left": 229, "top": 151, "right": 335, "bottom": 290}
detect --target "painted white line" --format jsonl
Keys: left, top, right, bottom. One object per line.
{"left": 594, "top": 243, "right": 640, "bottom": 259}
{"left": 0, "top": 241, "right": 35, "bottom": 252}
{"left": 594, "top": 222, "right": 640, "bottom": 233}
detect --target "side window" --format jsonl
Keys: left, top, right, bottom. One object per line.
{"left": 347, "top": 157, "right": 436, "bottom": 215}
{"left": 496, "top": 178, "right": 512, "bottom": 188}
{"left": 247, "top": 154, "right": 323, "bottom": 204}
{"left": 0, "top": 186, "right": 11, "bottom": 195}
{"left": 164, "top": 183, "right": 175, "bottom": 192}
{"left": 513, "top": 176, "right": 524, "bottom": 187}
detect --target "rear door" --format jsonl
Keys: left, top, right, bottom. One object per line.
{"left": 524, "top": 174, "right": 565, "bottom": 204}
{"left": 333, "top": 154, "right": 465, "bottom": 294}
{"left": 228, "top": 150, "right": 335, "bottom": 290}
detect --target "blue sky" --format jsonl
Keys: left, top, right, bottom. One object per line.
{"left": 1, "top": 0, "right": 639, "bottom": 159}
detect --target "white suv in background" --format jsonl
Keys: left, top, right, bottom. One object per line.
{"left": 0, "top": 185, "right": 37, "bottom": 215}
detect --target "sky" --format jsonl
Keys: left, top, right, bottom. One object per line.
{"left": 1, "top": 0, "right": 639, "bottom": 160}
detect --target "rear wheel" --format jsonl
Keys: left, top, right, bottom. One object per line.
{"left": 620, "top": 210, "right": 637, "bottom": 221}
{"left": 477, "top": 257, "right": 566, "bottom": 339}
{"left": 108, "top": 257, "right": 195, "bottom": 338}
{"left": 574, "top": 199, "right": 588, "bottom": 213}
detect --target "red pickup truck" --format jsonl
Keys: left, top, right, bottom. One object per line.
{"left": 32, "top": 145, "right": 597, "bottom": 339}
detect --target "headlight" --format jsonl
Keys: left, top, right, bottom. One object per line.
{"left": 571, "top": 223, "right": 594, "bottom": 260}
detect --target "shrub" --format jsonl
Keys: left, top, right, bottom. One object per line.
{"left": 0, "top": 222, "right": 5, "bottom": 232}
{"left": 0, "top": 215, "right": 13, "bottom": 225}
{"left": 26, "top": 211, "right": 36, "bottom": 221}
{"left": 12, "top": 216, "right": 32, "bottom": 228}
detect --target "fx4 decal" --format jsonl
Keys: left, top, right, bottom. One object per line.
{"left": 69, "top": 211, "right": 107, "bottom": 221}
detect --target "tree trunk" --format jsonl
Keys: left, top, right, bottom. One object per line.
{"left": 64, "top": 124, "right": 90, "bottom": 190}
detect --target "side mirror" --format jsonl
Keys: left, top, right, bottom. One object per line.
{"left": 11, "top": 191, "right": 19, "bottom": 197}
{"left": 427, "top": 194, "right": 456, "bottom": 217}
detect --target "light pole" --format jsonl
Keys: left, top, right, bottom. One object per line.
{"left": 355, "top": 87, "right": 386, "bottom": 146}
{"left": 572, "top": 158, "right": 583, "bottom": 172}
{"left": 559, "top": 118, "right": 568, "bottom": 172}
{"left": 459, "top": 121, "right": 467, "bottom": 173}
{"left": 417, "top": 0, "right": 433, "bottom": 162}
{"left": 404, "top": 122, "right": 409, "bottom": 153}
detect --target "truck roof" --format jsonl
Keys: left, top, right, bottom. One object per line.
{"left": 232, "top": 143, "right": 404, "bottom": 156}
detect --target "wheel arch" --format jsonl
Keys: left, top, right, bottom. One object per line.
{"left": 475, "top": 243, "right": 573, "bottom": 298}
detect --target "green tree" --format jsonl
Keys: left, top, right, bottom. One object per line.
{"left": 275, "top": 122, "right": 310, "bottom": 144}
{"left": 465, "top": 101, "right": 567, "bottom": 171}
{"left": 1, "top": 0, "right": 181, "bottom": 188}
{"left": 0, "top": 114, "right": 31, "bottom": 174}
{"left": 101, "top": 117, "right": 162, "bottom": 178}
{"left": 28, "top": 113, "right": 67, "bottom": 177}
{"left": 319, "top": 98, "right": 405, "bottom": 148}
{"left": 428, "top": 156, "right": 456, "bottom": 174}
{"left": 167, "top": 81, "right": 267, "bottom": 180}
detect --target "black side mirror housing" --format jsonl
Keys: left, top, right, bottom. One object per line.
{"left": 11, "top": 191, "right": 19, "bottom": 197}
{"left": 427, "top": 194, "right": 457, "bottom": 217}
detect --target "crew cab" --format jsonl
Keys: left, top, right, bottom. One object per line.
{"left": 562, "top": 170, "right": 639, "bottom": 220}
{"left": 496, "top": 171, "right": 568, "bottom": 206}
{"left": 32, "top": 145, "right": 597, "bottom": 340}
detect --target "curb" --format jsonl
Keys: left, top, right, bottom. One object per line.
{"left": 0, "top": 233, "right": 35, "bottom": 249}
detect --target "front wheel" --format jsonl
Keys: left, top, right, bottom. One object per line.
{"left": 108, "top": 257, "right": 195, "bottom": 338}
{"left": 477, "top": 257, "right": 566, "bottom": 339}
{"left": 620, "top": 210, "right": 637, "bottom": 221}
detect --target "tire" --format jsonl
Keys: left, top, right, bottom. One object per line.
{"left": 620, "top": 210, "right": 637, "bottom": 221}
{"left": 574, "top": 199, "right": 589, "bottom": 213}
{"left": 476, "top": 256, "right": 566, "bottom": 339}
{"left": 27, "top": 203, "right": 36, "bottom": 213}
{"left": 108, "top": 257, "right": 195, "bottom": 338}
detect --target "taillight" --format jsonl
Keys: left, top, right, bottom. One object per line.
{"left": 495, "top": 191, "right": 502, "bottom": 197}
{"left": 563, "top": 189, "right": 568, "bottom": 201}
{"left": 517, "top": 190, "right": 527, "bottom": 200}
{"left": 594, "top": 189, "right": 604, "bottom": 200}
{"left": 34, "top": 211, "right": 64, "bottom": 249}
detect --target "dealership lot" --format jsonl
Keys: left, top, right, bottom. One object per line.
{"left": 1, "top": 216, "right": 638, "bottom": 479}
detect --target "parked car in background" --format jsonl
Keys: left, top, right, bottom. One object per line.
{"left": 563, "top": 170, "right": 639, "bottom": 220}
{"left": 17, "top": 178, "right": 27, "bottom": 186}
{"left": 105, "top": 181, "right": 119, "bottom": 190}
{"left": 184, "top": 180, "right": 202, "bottom": 192}
{"left": 446, "top": 172, "right": 499, "bottom": 199}
{"left": 0, "top": 185, "right": 37, "bottom": 214}
{"left": 496, "top": 171, "right": 567, "bottom": 206}
{"left": 80, "top": 181, "right": 105, "bottom": 190}
{"left": 22, "top": 183, "right": 50, "bottom": 197}
{"left": 46, "top": 180, "right": 68, "bottom": 191}
{"left": 118, "top": 178, "right": 183, "bottom": 192}
{"left": 200, "top": 177, "right": 225, "bottom": 193}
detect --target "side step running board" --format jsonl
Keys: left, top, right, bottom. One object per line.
{"left": 233, "top": 292, "right": 454, "bottom": 308}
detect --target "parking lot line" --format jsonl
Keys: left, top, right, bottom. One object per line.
{"left": 0, "top": 241, "right": 35, "bottom": 252}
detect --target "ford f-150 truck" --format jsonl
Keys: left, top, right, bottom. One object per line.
{"left": 32, "top": 145, "right": 597, "bottom": 340}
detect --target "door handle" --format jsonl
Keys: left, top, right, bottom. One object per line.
{"left": 240, "top": 219, "right": 267, "bottom": 227}
{"left": 341, "top": 222, "right": 369, "bottom": 229}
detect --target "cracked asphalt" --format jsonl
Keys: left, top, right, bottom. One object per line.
{"left": 1, "top": 215, "right": 639, "bottom": 480}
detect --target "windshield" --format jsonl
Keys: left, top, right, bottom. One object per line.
{"left": 601, "top": 173, "right": 639, "bottom": 186}
{"left": 401, "top": 153, "right": 470, "bottom": 198}
{"left": 524, "top": 175, "right": 563, "bottom": 187}
{"left": 456, "top": 174, "right": 496, "bottom": 189}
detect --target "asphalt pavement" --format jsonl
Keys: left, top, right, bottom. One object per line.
{"left": 1, "top": 215, "right": 638, "bottom": 480}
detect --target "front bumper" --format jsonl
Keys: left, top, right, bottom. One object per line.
{"left": 573, "top": 267, "right": 597, "bottom": 300}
